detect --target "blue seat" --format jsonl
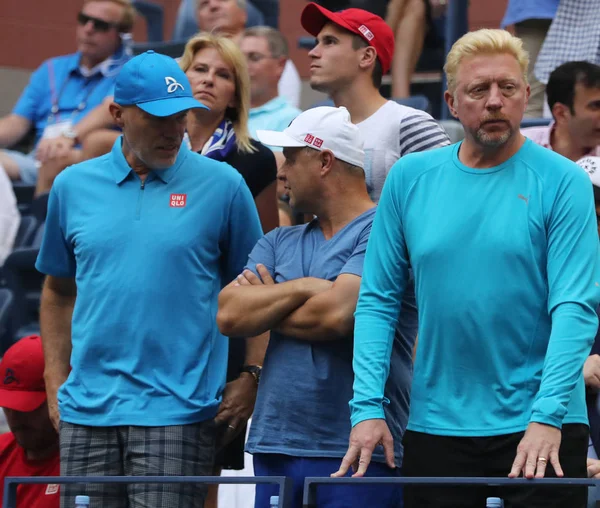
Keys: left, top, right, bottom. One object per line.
{"left": 3, "top": 245, "right": 44, "bottom": 342}
{"left": 132, "top": 40, "right": 187, "bottom": 58}
{"left": 520, "top": 117, "right": 552, "bottom": 129}
{"left": 0, "top": 288, "right": 14, "bottom": 355}
{"left": 132, "top": 0, "right": 164, "bottom": 42}
{"left": 13, "top": 215, "right": 38, "bottom": 249}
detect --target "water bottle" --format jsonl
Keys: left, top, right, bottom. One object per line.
{"left": 75, "top": 495, "right": 90, "bottom": 508}
{"left": 486, "top": 497, "right": 503, "bottom": 508}
{"left": 269, "top": 495, "right": 279, "bottom": 508}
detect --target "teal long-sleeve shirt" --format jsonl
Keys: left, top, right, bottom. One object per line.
{"left": 351, "top": 139, "right": 600, "bottom": 436}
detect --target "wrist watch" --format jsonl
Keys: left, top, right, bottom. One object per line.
{"left": 240, "top": 365, "right": 262, "bottom": 384}
{"left": 63, "top": 127, "right": 80, "bottom": 145}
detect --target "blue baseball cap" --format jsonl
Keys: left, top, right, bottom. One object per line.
{"left": 114, "top": 51, "right": 207, "bottom": 117}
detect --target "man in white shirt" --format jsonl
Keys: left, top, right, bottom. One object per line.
{"left": 301, "top": 2, "right": 450, "bottom": 201}
{"left": 196, "top": 0, "right": 301, "bottom": 108}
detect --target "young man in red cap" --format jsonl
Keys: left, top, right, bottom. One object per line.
{"left": 0, "top": 335, "right": 60, "bottom": 508}
{"left": 301, "top": 2, "right": 450, "bottom": 203}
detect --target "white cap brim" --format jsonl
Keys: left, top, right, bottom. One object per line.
{"left": 256, "top": 129, "right": 305, "bottom": 148}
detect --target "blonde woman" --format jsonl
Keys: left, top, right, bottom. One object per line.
{"left": 180, "top": 33, "right": 278, "bottom": 233}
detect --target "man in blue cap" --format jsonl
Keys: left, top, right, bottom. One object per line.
{"left": 35, "top": 51, "right": 264, "bottom": 508}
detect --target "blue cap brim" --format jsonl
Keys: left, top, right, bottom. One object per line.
{"left": 137, "top": 96, "right": 209, "bottom": 117}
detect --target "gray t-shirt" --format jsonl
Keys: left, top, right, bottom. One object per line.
{"left": 358, "top": 101, "right": 451, "bottom": 202}
{"left": 245, "top": 208, "right": 415, "bottom": 465}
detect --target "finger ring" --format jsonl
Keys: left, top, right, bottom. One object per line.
{"left": 228, "top": 425, "right": 236, "bottom": 430}
{"left": 537, "top": 457, "right": 547, "bottom": 464}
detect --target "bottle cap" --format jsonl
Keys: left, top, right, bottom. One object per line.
{"left": 486, "top": 498, "right": 502, "bottom": 507}
{"left": 75, "top": 496, "right": 90, "bottom": 504}
{"left": 270, "top": 495, "right": 279, "bottom": 505}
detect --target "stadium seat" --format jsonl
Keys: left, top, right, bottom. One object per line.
{"left": 438, "top": 119, "right": 464, "bottom": 143}
{"left": 3, "top": 246, "right": 44, "bottom": 342}
{"left": 30, "top": 192, "right": 49, "bottom": 224}
{"left": 0, "top": 288, "right": 14, "bottom": 355}
{"left": 132, "top": 0, "right": 164, "bottom": 43}
{"left": 132, "top": 40, "right": 187, "bottom": 58}
{"left": 13, "top": 215, "right": 38, "bottom": 249}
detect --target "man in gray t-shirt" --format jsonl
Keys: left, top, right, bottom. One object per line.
{"left": 301, "top": 2, "right": 450, "bottom": 202}
{"left": 217, "top": 107, "right": 414, "bottom": 508}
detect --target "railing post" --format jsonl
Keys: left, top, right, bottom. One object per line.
{"left": 2, "top": 479, "right": 17, "bottom": 508}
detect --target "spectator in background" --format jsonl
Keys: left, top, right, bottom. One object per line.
{"left": 0, "top": 336, "right": 59, "bottom": 508}
{"left": 217, "top": 106, "right": 409, "bottom": 508}
{"left": 523, "top": 61, "right": 600, "bottom": 161}
{"left": 0, "top": 169, "right": 20, "bottom": 265}
{"left": 241, "top": 27, "right": 301, "bottom": 155}
{"left": 181, "top": 33, "right": 279, "bottom": 233}
{"left": 338, "top": 29, "right": 600, "bottom": 508}
{"left": 301, "top": 2, "right": 450, "bottom": 203}
{"left": 196, "top": 0, "right": 302, "bottom": 108}
{"left": 501, "top": 0, "right": 560, "bottom": 118}
{"left": 0, "top": 0, "right": 133, "bottom": 193}
{"left": 36, "top": 52, "right": 263, "bottom": 508}
{"left": 385, "top": 0, "right": 448, "bottom": 98}
{"left": 535, "top": 0, "right": 600, "bottom": 94}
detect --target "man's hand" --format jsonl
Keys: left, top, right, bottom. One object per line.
{"left": 45, "top": 382, "right": 62, "bottom": 432}
{"left": 587, "top": 458, "right": 600, "bottom": 478}
{"left": 584, "top": 355, "right": 600, "bottom": 389}
{"left": 509, "top": 422, "right": 563, "bottom": 479}
{"left": 236, "top": 264, "right": 274, "bottom": 286}
{"left": 332, "top": 419, "right": 395, "bottom": 478}
{"left": 213, "top": 373, "right": 258, "bottom": 448}
{"left": 36, "top": 136, "right": 75, "bottom": 163}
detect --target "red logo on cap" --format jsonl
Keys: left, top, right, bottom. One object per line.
{"left": 170, "top": 194, "right": 187, "bottom": 207}
{"left": 358, "top": 25, "right": 374, "bottom": 41}
{"left": 304, "top": 134, "right": 315, "bottom": 144}
{"left": 313, "top": 137, "right": 323, "bottom": 148}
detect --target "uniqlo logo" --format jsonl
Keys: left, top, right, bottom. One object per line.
{"left": 304, "top": 134, "right": 315, "bottom": 144}
{"left": 313, "top": 137, "right": 323, "bottom": 148}
{"left": 45, "top": 484, "right": 59, "bottom": 495}
{"left": 358, "top": 25, "right": 374, "bottom": 41}
{"left": 170, "top": 194, "right": 187, "bottom": 207}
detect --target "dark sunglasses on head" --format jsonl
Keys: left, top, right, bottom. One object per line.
{"left": 77, "top": 12, "right": 121, "bottom": 32}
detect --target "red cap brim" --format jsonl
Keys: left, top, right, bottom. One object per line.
{"left": 0, "top": 390, "right": 46, "bottom": 412}
{"left": 301, "top": 2, "right": 360, "bottom": 38}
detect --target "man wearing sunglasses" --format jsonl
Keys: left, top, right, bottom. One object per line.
{"left": 0, "top": 0, "right": 134, "bottom": 193}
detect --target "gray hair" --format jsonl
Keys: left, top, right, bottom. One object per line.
{"left": 243, "top": 26, "right": 289, "bottom": 59}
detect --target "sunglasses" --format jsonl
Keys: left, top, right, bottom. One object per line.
{"left": 77, "top": 12, "right": 121, "bottom": 32}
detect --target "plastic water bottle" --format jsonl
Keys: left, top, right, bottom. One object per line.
{"left": 486, "top": 497, "right": 503, "bottom": 508}
{"left": 270, "top": 495, "right": 279, "bottom": 508}
{"left": 75, "top": 495, "right": 90, "bottom": 508}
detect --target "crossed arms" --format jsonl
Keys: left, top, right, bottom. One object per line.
{"left": 217, "top": 264, "right": 362, "bottom": 341}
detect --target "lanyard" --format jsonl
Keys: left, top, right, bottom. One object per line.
{"left": 47, "top": 59, "right": 103, "bottom": 124}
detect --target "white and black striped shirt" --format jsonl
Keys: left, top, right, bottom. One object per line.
{"left": 357, "top": 100, "right": 450, "bottom": 202}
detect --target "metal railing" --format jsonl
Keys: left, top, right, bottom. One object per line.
{"left": 303, "top": 476, "right": 600, "bottom": 508}
{"left": 2, "top": 476, "right": 292, "bottom": 508}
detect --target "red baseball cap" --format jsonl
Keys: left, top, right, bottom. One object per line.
{"left": 0, "top": 335, "right": 47, "bottom": 412}
{"left": 301, "top": 3, "right": 395, "bottom": 75}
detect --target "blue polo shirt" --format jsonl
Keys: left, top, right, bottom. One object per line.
{"left": 248, "top": 97, "right": 301, "bottom": 151}
{"left": 13, "top": 48, "right": 129, "bottom": 146}
{"left": 36, "top": 138, "right": 263, "bottom": 427}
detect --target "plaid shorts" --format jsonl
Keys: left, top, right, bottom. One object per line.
{"left": 59, "top": 420, "right": 216, "bottom": 508}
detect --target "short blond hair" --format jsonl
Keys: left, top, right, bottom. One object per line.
{"left": 179, "top": 33, "right": 255, "bottom": 154}
{"left": 444, "top": 29, "right": 529, "bottom": 94}
{"left": 83, "top": 0, "right": 136, "bottom": 32}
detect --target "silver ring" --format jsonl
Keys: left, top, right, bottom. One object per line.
{"left": 537, "top": 457, "right": 547, "bottom": 464}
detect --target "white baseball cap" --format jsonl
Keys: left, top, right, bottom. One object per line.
{"left": 576, "top": 156, "right": 600, "bottom": 187}
{"left": 256, "top": 106, "right": 365, "bottom": 169}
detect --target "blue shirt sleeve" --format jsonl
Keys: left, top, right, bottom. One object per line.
{"left": 350, "top": 165, "right": 410, "bottom": 426}
{"left": 220, "top": 178, "right": 263, "bottom": 285}
{"left": 35, "top": 176, "right": 76, "bottom": 277}
{"left": 245, "top": 229, "right": 277, "bottom": 277}
{"left": 340, "top": 218, "right": 372, "bottom": 278}
{"left": 12, "top": 61, "right": 50, "bottom": 122}
{"left": 530, "top": 167, "right": 600, "bottom": 427}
